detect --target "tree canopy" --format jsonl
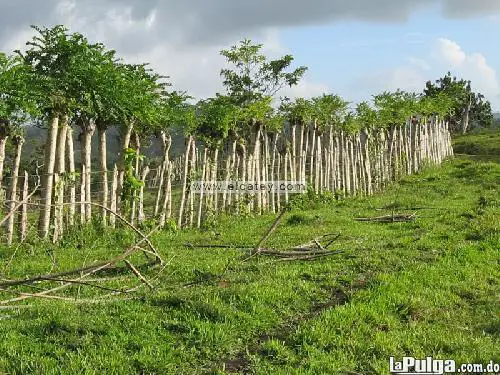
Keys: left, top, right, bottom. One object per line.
{"left": 424, "top": 72, "right": 493, "bottom": 133}
{"left": 220, "top": 39, "right": 307, "bottom": 106}
{"left": 0, "top": 25, "right": 495, "bottom": 146}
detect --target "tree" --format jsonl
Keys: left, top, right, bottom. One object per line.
{"left": 196, "top": 95, "right": 239, "bottom": 148}
{"left": 112, "top": 62, "right": 168, "bottom": 215}
{"left": 220, "top": 39, "right": 307, "bottom": 106}
{"left": 19, "top": 25, "right": 93, "bottom": 236}
{"left": 0, "top": 53, "right": 38, "bottom": 193}
{"left": 424, "top": 72, "right": 493, "bottom": 134}
{"left": 373, "top": 90, "right": 419, "bottom": 127}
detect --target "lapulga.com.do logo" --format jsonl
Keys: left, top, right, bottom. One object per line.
{"left": 389, "top": 356, "right": 500, "bottom": 374}
{"left": 390, "top": 356, "right": 455, "bottom": 375}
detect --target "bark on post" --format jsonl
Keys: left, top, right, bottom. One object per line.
{"left": 109, "top": 164, "right": 118, "bottom": 228}
{"left": 38, "top": 112, "right": 59, "bottom": 238}
{"left": 66, "top": 125, "right": 76, "bottom": 227}
{"left": 19, "top": 171, "right": 29, "bottom": 242}
{"left": 188, "top": 140, "right": 196, "bottom": 227}
{"left": 197, "top": 147, "right": 208, "bottom": 228}
{"left": 0, "top": 135, "right": 8, "bottom": 200}
{"left": 6, "top": 136, "right": 24, "bottom": 245}
{"left": 53, "top": 116, "right": 69, "bottom": 243}
{"left": 178, "top": 136, "right": 193, "bottom": 228}
{"left": 117, "top": 120, "right": 134, "bottom": 214}
{"left": 137, "top": 166, "right": 150, "bottom": 224}
{"left": 154, "top": 132, "right": 171, "bottom": 217}
{"left": 79, "top": 119, "right": 96, "bottom": 222}
{"left": 97, "top": 124, "right": 108, "bottom": 225}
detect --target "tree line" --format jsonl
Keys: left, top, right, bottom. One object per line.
{"left": 0, "top": 25, "right": 488, "bottom": 243}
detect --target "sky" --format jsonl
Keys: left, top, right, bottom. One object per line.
{"left": 1, "top": 0, "right": 499, "bottom": 110}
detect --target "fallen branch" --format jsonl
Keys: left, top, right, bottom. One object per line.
{"left": 355, "top": 212, "right": 417, "bottom": 223}
{"left": 38, "top": 277, "right": 126, "bottom": 293}
{"left": 184, "top": 243, "right": 253, "bottom": 250}
{"left": 124, "top": 260, "right": 154, "bottom": 290}
{"left": 244, "top": 210, "right": 287, "bottom": 261}
{"left": 0, "top": 225, "right": 163, "bottom": 305}
{"left": 272, "top": 250, "right": 344, "bottom": 262}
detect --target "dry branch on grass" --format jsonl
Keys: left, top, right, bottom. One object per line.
{"left": 354, "top": 212, "right": 417, "bottom": 223}
{"left": 0, "top": 220, "right": 165, "bottom": 306}
{"left": 186, "top": 213, "right": 344, "bottom": 262}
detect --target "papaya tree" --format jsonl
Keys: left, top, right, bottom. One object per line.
{"left": 114, "top": 62, "right": 168, "bottom": 215}
{"left": 0, "top": 53, "right": 38, "bottom": 197}
{"left": 18, "top": 25, "right": 111, "bottom": 236}
{"left": 152, "top": 91, "right": 191, "bottom": 219}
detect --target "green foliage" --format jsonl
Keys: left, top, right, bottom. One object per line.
{"left": 239, "top": 96, "right": 274, "bottom": 124}
{"left": 285, "top": 213, "right": 322, "bottom": 226}
{"left": 0, "top": 53, "right": 39, "bottom": 129}
{"left": 373, "top": 90, "right": 419, "bottom": 127}
{"left": 279, "top": 97, "right": 314, "bottom": 125}
{"left": 0, "top": 153, "right": 498, "bottom": 374}
{"left": 196, "top": 95, "right": 239, "bottom": 147}
{"left": 116, "top": 62, "right": 169, "bottom": 130}
{"left": 311, "top": 94, "right": 349, "bottom": 130}
{"left": 121, "top": 148, "right": 144, "bottom": 210}
{"left": 220, "top": 39, "right": 307, "bottom": 106}
{"left": 354, "top": 101, "right": 378, "bottom": 129}
{"left": 424, "top": 72, "right": 493, "bottom": 132}
{"left": 453, "top": 130, "right": 500, "bottom": 156}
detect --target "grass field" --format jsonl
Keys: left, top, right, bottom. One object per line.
{"left": 453, "top": 129, "right": 500, "bottom": 157}
{"left": 0, "top": 132, "right": 498, "bottom": 374}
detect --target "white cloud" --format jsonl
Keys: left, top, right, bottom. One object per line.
{"left": 406, "top": 57, "right": 431, "bottom": 70}
{"left": 352, "top": 37, "right": 500, "bottom": 110}
{"left": 354, "top": 66, "right": 426, "bottom": 99}
{"left": 434, "top": 38, "right": 500, "bottom": 109}
{"left": 281, "top": 79, "right": 330, "bottom": 100}
{"left": 435, "top": 38, "right": 466, "bottom": 65}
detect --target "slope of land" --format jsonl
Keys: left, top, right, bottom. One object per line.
{"left": 453, "top": 129, "right": 500, "bottom": 157}
{"left": 0, "top": 132, "right": 498, "bottom": 374}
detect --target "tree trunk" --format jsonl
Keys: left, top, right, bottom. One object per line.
{"left": 53, "top": 117, "right": 68, "bottom": 242}
{"left": 211, "top": 148, "right": 220, "bottom": 212}
{"left": 178, "top": 136, "right": 193, "bottom": 228}
{"left": 117, "top": 120, "right": 134, "bottom": 213}
{"left": 137, "top": 166, "right": 150, "bottom": 224}
{"left": 19, "top": 171, "right": 28, "bottom": 242}
{"left": 98, "top": 126, "right": 108, "bottom": 225}
{"left": 109, "top": 164, "right": 118, "bottom": 228}
{"left": 38, "top": 113, "right": 59, "bottom": 238}
{"left": 362, "top": 130, "right": 373, "bottom": 195}
{"left": 197, "top": 147, "right": 208, "bottom": 228}
{"left": 80, "top": 120, "right": 96, "bottom": 222}
{"left": 461, "top": 95, "right": 472, "bottom": 134}
{"left": 0, "top": 135, "right": 8, "bottom": 199}
{"left": 270, "top": 134, "right": 278, "bottom": 212}
{"left": 66, "top": 125, "right": 76, "bottom": 227}
{"left": 130, "top": 132, "right": 141, "bottom": 225}
{"left": 154, "top": 132, "right": 171, "bottom": 217}
{"left": 188, "top": 140, "right": 196, "bottom": 227}
{"left": 6, "top": 136, "right": 24, "bottom": 244}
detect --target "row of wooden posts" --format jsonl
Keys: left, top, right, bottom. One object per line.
{"left": 0, "top": 117, "right": 453, "bottom": 244}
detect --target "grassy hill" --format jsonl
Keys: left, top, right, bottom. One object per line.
{"left": 0, "top": 132, "right": 498, "bottom": 374}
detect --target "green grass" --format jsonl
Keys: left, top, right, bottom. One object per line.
{"left": 453, "top": 129, "right": 500, "bottom": 157}
{"left": 0, "top": 133, "right": 498, "bottom": 374}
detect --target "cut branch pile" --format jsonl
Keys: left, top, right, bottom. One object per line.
{"left": 252, "top": 233, "right": 344, "bottom": 261}
{"left": 0, "top": 220, "right": 167, "bottom": 307}
{"left": 186, "top": 211, "right": 344, "bottom": 262}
